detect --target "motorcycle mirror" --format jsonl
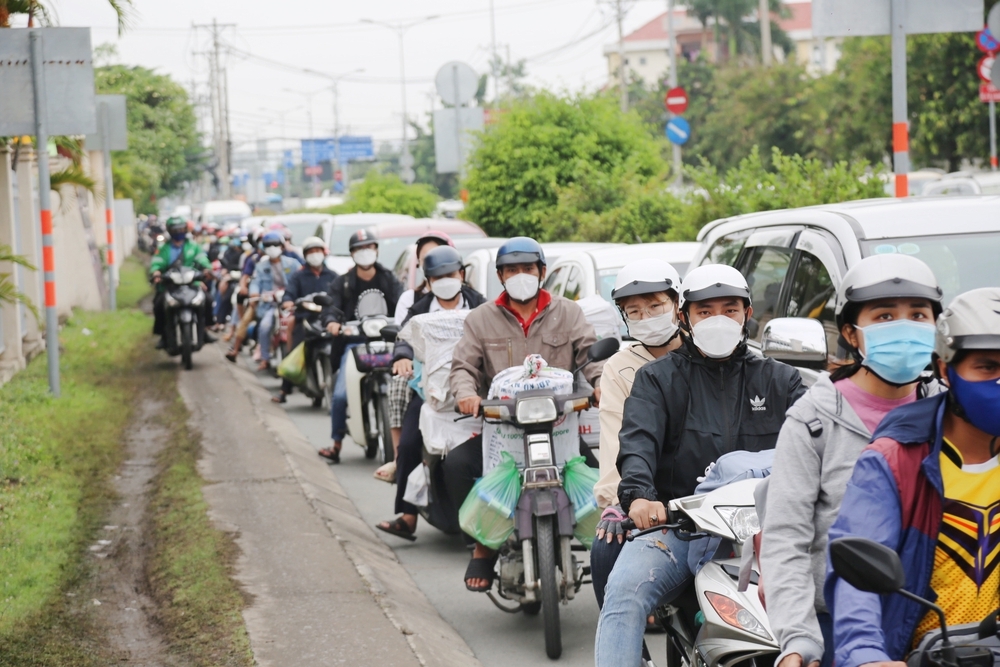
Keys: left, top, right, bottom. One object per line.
{"left": 312, "top": 293, "right": 334, "bottom": 307}
{"left": 380, "top": 325, "right": 400, "bottom": 343}
{"left": 587, "top": 337, "right": 620, "bottom": 363}
{"left": 830, "top": 537, "right": 906, "bottom": 594}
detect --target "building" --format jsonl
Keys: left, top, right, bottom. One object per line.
{"left": 603, "top": 0, "right": 842, "bottom": 87}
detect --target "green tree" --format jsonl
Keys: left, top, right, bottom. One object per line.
{"left": 333, "top": 170, "right": 438, "bottom": 218}
{"left": 95, "top": 64, "right": 203, "bottom": 215}
{"left": 463, "top": 92, "right": 667, "bottom": 238}
{"left": 0, "top": 0, "right": 132, "bottom": 34}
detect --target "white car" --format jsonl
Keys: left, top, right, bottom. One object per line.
{"left": 201, "top": 199, "right": 253, "bottom": 228}
{"left": 315, "top": 213, "right": 416, "bottom": 274}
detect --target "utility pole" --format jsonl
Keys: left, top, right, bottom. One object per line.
{"left": 490, "top": 0, "right": 500, "bottom": 101}
{"left": 890, "top": 0, "right": 909, "bottom": 197}
{"left": 616, "top": 0, "right": 628, "bottom": 112}
{"left": 193, "top": 18, "right": 235, "bottom": 198}
{"left": 667, "top": 0, "right": 682, "bottom": 184}
{"left": 759, "top": 0, "right": 773, "bottom": 66}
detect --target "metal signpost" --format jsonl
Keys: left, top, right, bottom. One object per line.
{"left": 86, "top": 95, "right": 128, "bottom": 310}
{"left": 666, "top": 117, "right": 691, "bottom": 146}
{"left": 0, "top": 28, "right": 97, "bottom": 396}
{"left": 665, "top": 0, "right": 684, "bottom": 184}
{"left": 433, "top": 61, "right": 483, "bottom": 176}
{"left": 813, "top": 0, "right": 983, "bottom": 197}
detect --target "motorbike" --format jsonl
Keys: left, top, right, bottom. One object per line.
{"left": 160, "top": 266, "right": 208, "bottom": 370}
{"left": 479, "top": 336, "right": 619, "bottom": 660}
{"left": 292, "top": 292, "right": 336, "bottom": 409}
{"left": 623, "top": 478, "right": 778, "bottom": 667}
{"left": 831, "top": 537, "right": 1000, "bottom": 667}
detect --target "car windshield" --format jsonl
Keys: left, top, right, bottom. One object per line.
{"left": 861, "top": 232, "right": 1000, "bottom": 305}
{"left": 330, "top": 224, "right": 374, "bottom": 256}
{"left": 596, "top": 263, "right": 689, "bottom": 302}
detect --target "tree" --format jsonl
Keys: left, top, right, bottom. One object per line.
{"left": 330, "top": 170, "right": 438, "bottom": 218}
{"left": 0, "top": 243, "right": 38, "bottom": 321}
{"left": 685, "top": 0, "right": 791, "bottom": 64}
{"left": 0, "top": 0, "right": 132, "bottom": 34}
{"left": 408, "top": 120, "right": 459, "bottom": 199}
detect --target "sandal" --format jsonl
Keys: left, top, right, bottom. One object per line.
{"left": 463, "top": 552, "right": 499, "bottom": 592}
{"left": 256, "top": 360, "right": 270, "bottom": 371}
{"left": 375, "top": 516, "right": 416, "bottom": 542}
{"left": 271, "top": 392, "right": 287, "bottom": 404}
{"left": 224, "top": 350, "right": 238, "bottom": 363}
{"left": 373, "top": 461, "right": 396, "bottom": 484}
{"left": 317, "top": 447, "right": 340, "bottom": 464}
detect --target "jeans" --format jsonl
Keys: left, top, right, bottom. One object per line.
{"left": 818, "top": 612, "right": 834, "bottom": 667}
{"left": 394, "top": 395, "right": 424, "bottom": 515}
{"left": 330, "top": 343, "right": 360, "bottom": 442}
{"left": 257, "top": 307, "right": 277, "bottom": 361}
{"left": 590, "top": 533, "right": 625, "bottom": 609}
{"left": 595, "top": 529, "right": 694, "bottom": 667}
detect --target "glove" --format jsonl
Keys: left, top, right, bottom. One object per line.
{"left": 596, "top": 505, "right": 627, "bottom": 544}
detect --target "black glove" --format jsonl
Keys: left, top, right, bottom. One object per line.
{"left": 596, "top": 505, "right": 627, "bottom": 544}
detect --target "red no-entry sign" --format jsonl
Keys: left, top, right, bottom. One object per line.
{"left": 979, "top": 55, "right": 996, "bottom": 83}
{"left": 665, "top": 86, "right": 688, "bottom": 114}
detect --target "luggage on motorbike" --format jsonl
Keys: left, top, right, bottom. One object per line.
{"left": 277, "top": 342, "right": 308, "bottom": 386}
{"left": 419, "top": 403, "right": 482, "bottom": 456}
{"left": 403, "top": 463, "right": 430, "bottom": 507}
{"left": 458, "top": 451, "right": 521, "bottom": 549}
{"left": 576, "top": 296, "right": 621, "bottom": 451}
{"left": 352, "top": 345, "right": 393, "bottom": 372}
{"left": 398, "top": 310, "right": 470, "bottom": 412}
{"left": 562, "top": 456, "right": 601, "bottom": 549}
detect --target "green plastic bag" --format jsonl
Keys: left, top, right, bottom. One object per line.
{"left": 459, "top": 451, "right": 522, "bottom": 549}
{"left": 277, "top": 342, "right": 307, "bottom": 386}
{"left": 563, "top": 456, "right": 601, "bottom": 549}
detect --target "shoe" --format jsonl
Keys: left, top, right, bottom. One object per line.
{"left": 204, "top": 331, "right": 218, "bottom": 343}
{"left": 155, "top": 338, "right": 166, "bottom": 350}
{"left": 373, "top": 461, "right": 396, "bottom": 484}
{"left": 271, "top": 392, "right": 287, "bottom": 404}
{"left": 317, "top": 446, "right": 341, "bottom": 463}
{"left": 224, "top": 350, "right": 237, "bottom": 363}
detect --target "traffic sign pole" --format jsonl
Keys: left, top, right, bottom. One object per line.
{"left": 991, "top": 100, "right": 998, "bottom": 170}
{"left": 891, "top": 0, "right": 909, "bottom": 198}
{"left": 101, "top": 104, "right": 116, "bottom": 311}
{"left": 666, "top": 0, "right": 682, "bottom": 184}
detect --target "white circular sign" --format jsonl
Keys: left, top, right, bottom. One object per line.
{"left": 435, "top": 61, "right": 479, "bottom": 107}
{"left": 992, "top": 57, "right": 1000, "bottom": 88}
{"left": 399, "top": 150, "right": 415, "bottom": 169}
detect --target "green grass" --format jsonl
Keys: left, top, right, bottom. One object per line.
{"left": 116, "top": 254, "right": 151, "bottom": 310}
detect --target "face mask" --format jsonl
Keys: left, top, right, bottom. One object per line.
{"left": 626, "top": 312, "right": 678, "bottom": 347}
{"left": 947, "top": 367, "right": 1000, "bottom": 437}
{"left": 242, "top": 242, "right": 253, "bottom": 252}
{"left": 306, "top": 252, "right": 326, "bottom": 267}
{"left": 170, "top": 231, "right": 186, "bottom": 242}
{"left": 691, "top": 315, "right": 744, "bottom": 359}
{"left": 504, "top": 273, "right": 540, "bottom": 302}
{"left": 430, "top": 277, "right": 462, "bottom": 301}
{"left": 353, "top": 248, "right": 377, "bottom": 268}
{"left": 857, "top": 320, "right": 935, "bottom": 385}
{"left": 265, "top": 246, "right": 283, "bottom": 259}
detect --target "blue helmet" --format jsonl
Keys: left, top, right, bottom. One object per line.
{"left": 495, "top": 237, "right": 545, "bottom": 269}
{"left": 262, "top": 231, "right": 284, "bottom": 247}
{"left": 422, "top": 246, "right": 464, "bottom": 278}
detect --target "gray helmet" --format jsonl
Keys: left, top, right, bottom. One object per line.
{"left": 301, "top": 236, "right": 327, "bottom": 253}
{"left": 835, "top": 254, "right": 943, "bottom": 328}
{"left": 611, "top": 258, "right": 681, "bottom": 301}
{"left": 935, "top": 287, "right": 1000, "bottom": 364}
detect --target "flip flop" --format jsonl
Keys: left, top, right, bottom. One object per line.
{"left": 375, "top": 517, "right": 416, "bottom": 542}
{"left": 317, "top": 447, "right": 340, "bottom": 464}
{"left": 463, "top": 552, "right": 499, "bottom": 592}
{"left": 373, "top": 461, "right": 396, "bottom": 484}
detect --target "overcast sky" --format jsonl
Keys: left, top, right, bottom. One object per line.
{"left": 47, "top": 0, "right": 669, "bottom": 155}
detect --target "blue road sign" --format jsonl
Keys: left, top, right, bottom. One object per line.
{"left": 666, "top": 117, "right": 690, "bottom": 145}
{"left": 979, "top": 28, "right": 1000, "bottom": 53}
{"left": 283, "top": 150, "right": 295, "bottom": 170}
{"left": 300, "top": 136, "right": 374, "bottom": 165}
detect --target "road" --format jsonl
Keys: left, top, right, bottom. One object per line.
{"left": 248, "top": 364, "right": 667, "bottom": 667}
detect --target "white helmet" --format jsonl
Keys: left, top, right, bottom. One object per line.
{"left": 301, "top": 236, "right": 327, "bottom": 253}
{"left": 611, "top": 259, "right": 681, "bottom": 301}
{"left": 935, "top": 287, "right": 1000, "bottom": 364}
{"left": 835, "top": 254, "right": 942, "bottom": 328}
{"left": 679, "top": 264, "right": 751, "bottom": 310}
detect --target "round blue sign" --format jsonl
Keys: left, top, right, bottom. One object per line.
{"left": 979, "top": 28, "right": 999, "bottom": 53}
{"left": 666, "top": 117, "right": 691, "bottom": 145}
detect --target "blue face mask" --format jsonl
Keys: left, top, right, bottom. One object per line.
{"left": 947, "top": 367, "right": 1000, "bottom": 437}
{"left": 170, "top": 231, "right": 187, "bottom": 242}
{"left": 857, "top": 320, "right": 936, "bottom": 385}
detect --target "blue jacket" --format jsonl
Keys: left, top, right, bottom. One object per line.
{"left": 824, "top": 392, "right": 947, "bottom": 667}
{"left": 250, "top": 255, "right": 303, "bottom": 307}
{"left": 283, "top": 265, "right": 338, "bottom": 321}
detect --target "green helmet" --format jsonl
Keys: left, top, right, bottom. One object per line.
{"left": 165, "top": 216, "right": 188, "bottom": 235}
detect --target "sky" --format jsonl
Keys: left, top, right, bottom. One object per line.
{"left": 47, "top": 0, "right": 670, "bottom": 159}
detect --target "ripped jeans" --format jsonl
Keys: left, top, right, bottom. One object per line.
{"left": 594, "top": 529, "right": 693, "bottom": 667}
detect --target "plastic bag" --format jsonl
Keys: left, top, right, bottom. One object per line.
{"left": 403, "top": 463, "right": 430, "bottom": 508}
{"left": 562, "top": 456, "right": 601, "bottom": 549}
{"left": 277, "top": 342, "right": 307, "bottom": 386}
{"left": 458, "top": 451, "right": 522, "bottom": 549}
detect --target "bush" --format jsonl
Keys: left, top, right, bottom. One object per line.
{"left": 322, "top": 171, "right": 439, "bottom": 218}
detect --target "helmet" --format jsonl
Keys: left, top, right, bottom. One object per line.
{"left": 165, "top": 216, "right": 187, "bottom": 235}
{"left": 835, "top": 254, "right": 943, "bottom": 328}
{"left": 679, "top": 264, "right": 751, "bottom": 310}
{"left": 495, "top": 237, "right": 545, "bottom": 268}
{"left": 203, "top": 222, "right": 219, "bottom": 234}
{"left": 612, "top": 259, "right": 681, "bottom": 302}
{"left": 422, "top": 246, "right": 464, "bottom": 278}
{"left": 250, "top": 227, "right": 265, "bottom": 243}
{"left": 348, "top": 228, "right": 378, "bottom": 251}
{"left": 281, "top": 227, "right": 293, "bottom": 241}
{"left": 261, "top": 231, "right": 284, "bottom": 247}
{"left": 302, "top": 236, "right": 327, "bottom": 253}
{"left": 935, "top": 288, "right": 1000, "bottom": 364}
{"left": 416, "top": 231, "right": 455, "bottom": 256}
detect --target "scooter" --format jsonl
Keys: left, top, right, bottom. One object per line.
{"left": 480, "top": 336, "right": 619, "bottom": 660}
{"left": 624, "top": 478, "right": 778, "bottom": 667}
{"left": 161, "top": 266, "right": 207, "bottom": 371}
{"left": 830, "top": 537, "right": 1000, "bottom": 667}
{"left": 292, "top": 292, "right": 336, "bottom": 409}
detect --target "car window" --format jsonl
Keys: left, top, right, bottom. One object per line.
{"left": 700, "top": 229, "right": 753, "bottom": 267}
{"left": 563, "top": 264, "right": 584, "bottom": 301}
{"left": 543, "top": 266, "right": 565, "bottom": 296}
{"left": 787, "top": 251, "right": 838, "bottom": 355}
{"left": 741, "top": 247, "right": 793, "bottom": 341}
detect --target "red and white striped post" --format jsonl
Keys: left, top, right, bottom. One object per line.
{"left": 891, "top": 0, "right": 909, "bottom": 199}
{"left": 101, "top": 102, "right": 116, "bottom": 310}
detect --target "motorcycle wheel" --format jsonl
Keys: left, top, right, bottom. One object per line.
{"left": 181, "top": 322, "right": 193, "bottom": 371}
{"left": 521, "top": 601, "right": 541, "bottom": 616}
{"left": 376, "top": 391, "right": 394, "bottom": 465}
{"left": 536, "top": 515, "right": 562, "bottom": 659}
{"left": 665, "top": 635, "right": 687, "bottom": 667}
{"left": 314, "top": 356, "right": 332, "bottom": 410}
{"left": 362, "top": 384, "right": 379, "bottom": 460}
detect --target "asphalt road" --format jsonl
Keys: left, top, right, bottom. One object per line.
{"left": 250, "top": 367, "right": 667, "bottom": 667}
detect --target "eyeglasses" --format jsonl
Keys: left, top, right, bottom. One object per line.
{"left": 623, "top": 300, "right": 673, "bottom": 322}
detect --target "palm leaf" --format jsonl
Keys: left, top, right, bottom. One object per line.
{"left": 105, "top": 0, "right": 134, "bottom": 36}
{"left": 0, "top": 243, "right": 39, "bottom": 321}
{"left": 50, "top": 165, "right": 97, "bottom": 195}
{"left": 0, "top": 243, "right": 37, "bottom": 271}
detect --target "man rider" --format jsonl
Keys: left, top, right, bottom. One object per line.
{"left": 150, "top": 216, "right": 214, "bottom": 348}
{"left": 594, "top": 264, "right": 805, "bottom": 667}
{"left": 318, "top": 229, "right": 404, "bottom": 463}
{"left": 271, "top": 237, "right": 339, "bottom": 403}
{"left": 825, "top": 287, "right": 1000, "bottom": 667}
{"left": 446, "top": 236, "right": 604, "bottom": 592}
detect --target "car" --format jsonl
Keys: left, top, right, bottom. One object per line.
{"left": 241, "top": 215, "right": 272, "bottom": 235}
{"left": 315, "top": 213, "right": 417, "bottom": 274}
{"left": 260, "top": 213, "right": 334, "bottom": 247}
{"left": 201, "top": 200, "right": 253, "bottom": 227}
{"left": 393, "top": 236, "right": 507, "bottom": 290}
{"left": 918, "top": 170, "right": 1000, "bottom": 196}
{"left": 689, "top": 195, "right": 1000, "bottom": 382}
{"left": 367, "top": 219, "right": 486, "bottom": 279}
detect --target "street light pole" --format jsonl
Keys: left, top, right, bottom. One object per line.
{"left": 667, "top": 0, "right": 682, "bottom": 185}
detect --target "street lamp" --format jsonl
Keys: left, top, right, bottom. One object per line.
{"left": 361, "top": 15, "right": 439, "bottom": 183}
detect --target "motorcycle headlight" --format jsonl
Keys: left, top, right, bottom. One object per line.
{"left": 715, "top": 506, "right": 760, "bottom": 543}
{"left": 704, "top": 592, "right": 772, "bottom": 641}
{"left": 362, "top": 318, "right": 388, "bottom": 338}
{"left": 515, "top": 396, "right": 558, "bottom": 425}
{"left": 191, "top": 290, "right": 205, "bottom": 306}
{"left": 165, "top": 293, "right": 179, "bottom": 307}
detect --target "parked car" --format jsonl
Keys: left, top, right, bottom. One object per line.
{"left": 464, "top": 243, "right": 620, "bottom": 301}
{"left": 918, "top": 170, "right": 1000, "bottom": 196}
{"left": 393, "top": 236, "right": 507, "bottom": 290}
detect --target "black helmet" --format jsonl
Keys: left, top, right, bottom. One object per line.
{"left": 495, "top": 236, "right": 545, "bottom": 269}
{"left": 348, "top": 228, "right": 379, "bottom": 251}
{"left": 422, "top": 246, "right": 464, "bottom": 278}
{"left": 166, "top": 216, "right": 188, "bottom": 236}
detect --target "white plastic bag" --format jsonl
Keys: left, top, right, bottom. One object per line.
{"left": 403, "top": 463, "right": 430, "bottom": 507}
{"left": 419, "top": 403, "right": 482, "bottom": 455}
{"left": 576, "top": 295, "right": 622, "bottom": 342}
{"left": 398, "top": 310, "right": 470, "bottom": 411}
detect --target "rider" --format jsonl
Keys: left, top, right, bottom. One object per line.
{"left": 375, "top": 245, "right": 486, "bottom": 541}
{"left": 591, "top": 258, "right": 684, "bottom": 610}
{"left": 150, "top": 216, "right": 214, "bottom": 349}
{"left": 271, "top": 236, "right": 339, "bottom": 403}
{"left": 760, "top": 254, "right": 943, "bottom": 667}
{"left": 317, "top": 229, "right": 404, "bottom": 463}
{"left": 826, "top": 287, "right": 1000, "bottom": 667}
{"left": 446, "top": 236, "right": 604, "bottom": 592}
{"left": 594, "top": 264, "right": 805, "bottom": 667}
{"left": 240, "top": 231, "right": 302, "bottom": 371}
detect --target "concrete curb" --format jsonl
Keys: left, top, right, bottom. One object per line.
{"left": 219, "top": 354, "right": 483, "bottom": 667}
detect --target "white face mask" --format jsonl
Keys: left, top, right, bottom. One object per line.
{"left": 353, "top": 248, "right": 377, "bottom": 268}
{"left": 306, "top": 252, "right": 326, "bottom": 267}
{"left": 504, "top": 273, "right": 540, "bottom": 302}
{"left": 242, "top": 242, "right": 253, "bottom": 252}
{"left": 265, "top": 246, "right": 283, "bottom": 259}
{"left": 627, "top": 312, "right": 678, "bottom": 347}
{"left": 690, "top": 315, "right": 745, "bottom": 359}
{"left": 430, "top": 277, "right": 462, "bottom": 301}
